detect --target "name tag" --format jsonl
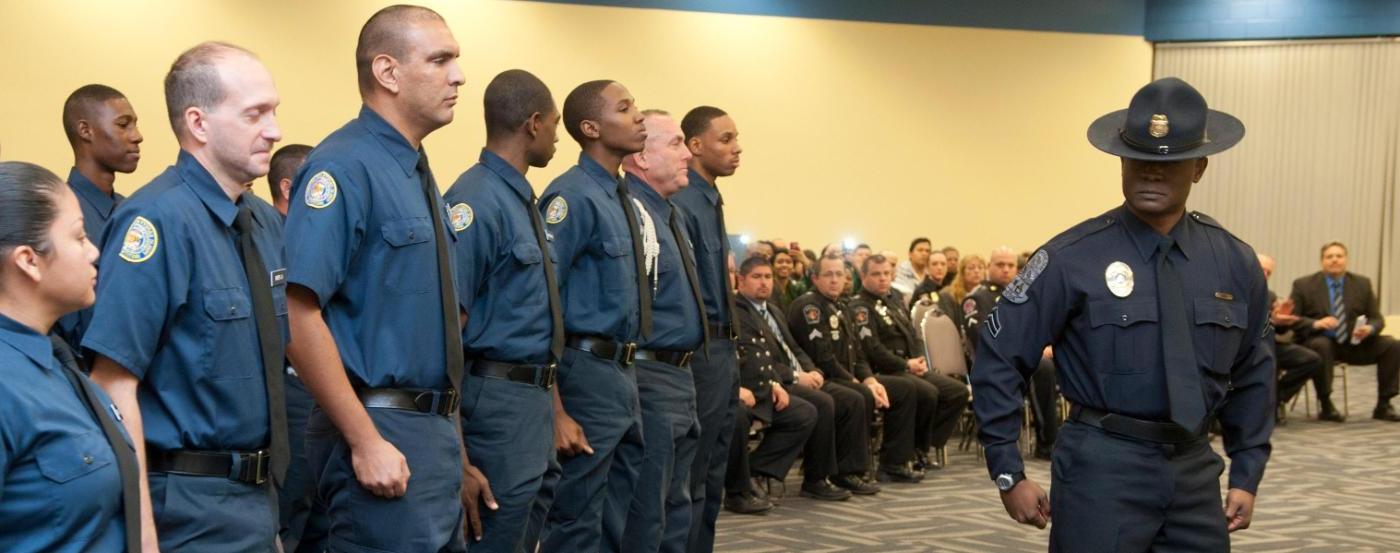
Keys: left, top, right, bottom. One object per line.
{"left": 1214, "top": 291, "right": 1234, "bottom": 301}
{"left": 270, "top": 268, "right": 288, "bottom": 287}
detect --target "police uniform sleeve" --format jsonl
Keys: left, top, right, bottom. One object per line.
{"left": 284, "top": 163, "right": 368, "bottom": 306}
{"left": 540, "top": 187, "right": 594, "bottom": 287}
{"left": 849, "top": 333, "right": 875, "bottom": 382}
{"left": 854, "top": 303, "right": 907, "bottom": 375}
{"left": 81, "top": 211, "right": 190, "bottom": 378}
{"left": 444, "top": 187, "right": 497, "bottom": 314}
{"left": 970, "top": 249, "right": 1071, "bottom": 480}
{"left": 1219, "top": 257, "right": 1276, "bottom": 494}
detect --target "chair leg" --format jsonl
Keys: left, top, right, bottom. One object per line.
{"left": 1340, "top": 363, "right": 1349, "bottom": 418}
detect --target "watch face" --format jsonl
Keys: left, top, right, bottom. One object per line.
{"left": 996, "top": 474, "right": 1014, "bottom": 491}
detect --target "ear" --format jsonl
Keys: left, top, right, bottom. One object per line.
{"left": 76, "top": 119, "right": 95, "bottom": 144}
{"left": 8, "top": 245, "right": 43, "bottom": 284}
{"left": 1192, "top": 157, "right": 1209, "bottom": 182}
{"left": 372, "top": 54, "right": 401, "bottom": 94}
{"left": 633, "top": 148, "right": 651, "bottom": 171}
{"left": 279, "top": 178, "right": 293, "bottom": 201}
{"left": 184, "top": 107, "right": 210, "bottom": 146}
{"left": 525, "top": 111, "right": 544, "bottom": 140}
{"left": 686, "top": 136, "right": 703, "bottom": 156}
{"left": 579, "top": 119, "right": 601, "bottom": 141}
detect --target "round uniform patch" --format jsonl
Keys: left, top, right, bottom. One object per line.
{"left": 963, "top": 298, "right": 978, "bottom": 318}
{"left": 545, "top": 197, "right": 568, "bottom": 224}
{"left": 803, "top": 304, "right": 821, "bottom": 325}
{"left": 449, "top": 203, "right": 473, "bottom": 232}
{"left": 853, "top": 306, "right": 870, "bottom": 325}
{"left": 304, "top": 171, "right": 338, "bottom": 209}
{"left": 119, "top": 216, "right": 159, "bottom": 263}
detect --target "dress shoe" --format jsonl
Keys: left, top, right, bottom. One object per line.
{"left": 1318, "top": 405, "right": 1347, "bottom": 422}
{"left": 831, "top": 473, "right": 881, "bottom": 495}
{"left": 878, "top": 463, "right": 925, "bottom": 483}
{"left": 1373, "top": 403, "right": 1400, "bottom": 422}
{"left": 799, "top": 479, "right": 852, "bottom": 501}
{"left": 723, "top": 492, "right": 774, "bottom": 515}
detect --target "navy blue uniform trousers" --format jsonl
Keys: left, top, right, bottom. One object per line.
{"left": 623, "top": 359, "right": 701, "bottom": 553}
{"left": 150, "top": 473, "right": 276, "bottom": 551}
{"left": 459, "top": 367, "right": 554, "bottom": 553}
{"left": 280, "top": 372, "right": 329, "bottom": 553}
{"left": 305, "top": 406, "right": 466, "bottom": 553}
{"left": 1049, "top": 421, "right": 1228, "bottom": 552}
{"left": 685, "top": 339, "right": 739, "bottom": 553}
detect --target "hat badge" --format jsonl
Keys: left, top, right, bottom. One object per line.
{"left": 1148, "top": 114, "right": 1170, "bottom": 138}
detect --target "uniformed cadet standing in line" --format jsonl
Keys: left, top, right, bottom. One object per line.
{"left": 972, "top": 77, "right": 1275, "bottom": 551}
{"left": 54, "top": 84, "right": 143, "bottom": 366}
{"left": 532, "top": 79, "right": 650, "bottom": 553}
{"left": 620, "top": 109, "right": 711, "bottom": 553}
{"left": 789, "top": 254, "right": 922, "bottom": 489}
{"left": 0, "top": 162, "right": 139, "bottom": 553}
{"left": 672, "top": 106, "right": 743, "bottom": 553}
{"left": 284, "top": 6, "right": 483, "bottom": 552}
{"left": 84, "top": 42, "right": 288, "bottom": 551}
{"left": 444, "top": 69, "right": 562, "bottom": 552}
{"left": 851, "top": 254, "right": 968, "bottom": 475}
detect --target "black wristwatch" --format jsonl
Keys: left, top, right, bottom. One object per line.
{"left": 994, "top": 471, "right": 1025, "bottom": 492}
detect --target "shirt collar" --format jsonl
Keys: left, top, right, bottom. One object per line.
{"left": 1118, "top": 204, "right": 1201, "bottom": 263}
{"left": 177, "top": 150, "right": 238, "bottom": 227}
{"left": 0, "top": 313, "right": 55, "bottom": 371}
{"left": 358, "top": 105, "right": 421, "bottom": 178}
{"left": 1325, "top": 274, "right": 1346, "bottom": 289}
{"left": 577, "top": 152, "right": 622, "bottom": 198}
{"left": 67, "top": 167, "right": 123, "bottom": 219}
{"left": 625, "top": 172, "right": 669, "bottom": 216}
{"left": 479, "top": 149, "right": 535, "bottom": 203}
{"left": 686, "top": 168, "right": 719, "bottom": 205}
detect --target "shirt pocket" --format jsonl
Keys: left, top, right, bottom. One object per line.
{"left": 1192, "top": 298, "right": 1248, "bottom": 376}
{"left": 509, "top": 242, "right": 547, "bottom": 307}
{"left": 35, "top": 430, "right": 119, "bottom": 529}
{"left": 1087, "top": 298, "right": 1159, "bottom": 374}
{"left": 203, "top": 286, "right": 257, "bottom": 380}
{"left": 598, "top": 236, "right": 631, "bottom": 293}
{"left": 380, "top": 218, "right": 436, "bottom": 295}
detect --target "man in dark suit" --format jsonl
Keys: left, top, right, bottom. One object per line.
{"left": 732, "top": 256, "right": 865, "bottom": 501}
{"left": 1289, "top": 242, "right": 1400, "bottom": 421}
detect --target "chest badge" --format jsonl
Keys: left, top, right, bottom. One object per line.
{"left": 1105, "top": 261, "right": 1134, "bottom": 298}
{"left": 829, "top": 313, "right": 841, "bottom": 340}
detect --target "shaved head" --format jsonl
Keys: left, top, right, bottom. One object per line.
{"left": 62, "top": 84, "right": 127, "bottom": 146}
{"left": 562, "top": 79, "right": 616, "bottom": 144}
{"left": 163, "top": 41, "right": 258, "bottom": 139}
{"left": 355, "top": 4, "right": 446, "bottom": 95}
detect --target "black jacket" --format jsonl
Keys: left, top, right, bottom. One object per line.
{"left": 850, "top": 288, "right": 924, "bottom": 375}
{"left": 786, "top": 291, "right": 873, "bottom": 383}
{"left": 1289, "top": 271, "right": 1386, "bottom": 342}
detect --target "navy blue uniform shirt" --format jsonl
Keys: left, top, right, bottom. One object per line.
{"left": 285, "top": 105, "right": 459, "bottom": 390}
{"left": 627, "top": 173, "right": 704, "bottom": 352}
{"left": 672, "top": 169, "right": 730, "bottom": 327}
{"left": 55, "top": 168, "right": 127, "bottom": 359}
{"left": 972, "top": 205, "right": 1275, "bottom": 493}
{"left": 1, "top": 314, "right": 130, "bottom": 552}
{"left": 83, "top": 150, "right": 285, "bottom": 453}
{"left": 539, "top": 153, "right": 641, "bottom": 342}
{"left": 446, "top": 149, "right": 556, "bottom": 364}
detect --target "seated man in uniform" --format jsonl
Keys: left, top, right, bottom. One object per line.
{"left": 1289, "top": 241, "right": 1400, "bottom": 421}
{"left": 790, "top": 254, "right": 923, "bottom": 487}
{"left": 963, "top": 247, "right": 1060, "bottom": 459}
{"left": 725, "top": 256, "right": 821, "bottom": 514}
{"left": 1257, "top": 254, "right": 1321, "bottom": 420}
{"left": 733, "top": 256, "right": 862, "bottom": 502}
{"left": 852, "top": 254, "right": 968, "bottom": 473}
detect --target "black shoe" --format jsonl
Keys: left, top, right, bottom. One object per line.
{"left": 1032, "top": 444, "right": 1053, "bottom": 461}
{"left": 723, "top": 492, "right": 774, "bottom": 515}
{"left": 878, "top": 463, "right": 925, "bottom": 483}
{"left": 799, "top": 479, "right": 852, "bottom": 501}
{"left": 1373, "top": 403, "right": 1400, "bottom": 422}
{"left": 831, "top": 473, "right": 881, "bottom": 495}
{"left": 1319, "top": 401, "right": 1347, "bottom": 422}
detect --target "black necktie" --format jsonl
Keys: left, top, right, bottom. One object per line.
{"left": 1156, "top": 237, "right": 1204, "bottom": 432}
{"left": 715, "top": 192, "right": 739, "bottom": 337}
{"left": 417, "top": 152, "right": 465, "bottom": 391}
{"left": 526, "top": 192, "right": 565, "bottom": 360}
{"left": 234, "top": 206, "right": 289, "bottom": 486}
{"left": 616, "top": 178, "right": 653, "bottom": 339}
{"left": 52, "top": 336, "right": 140, "bottom": 553}
{"left": 669, "top": 202, "right": 710, "bottom": 356}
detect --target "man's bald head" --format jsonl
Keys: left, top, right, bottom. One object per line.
{"left": 1257, "top": 253, "right": 1275, "bottom": 279}
{"left": 163, "top": 41, "right": 257, "bottom": 139}
{"left": 62, "top": 84, "right": 128, "bottom": 147}
{"left": 987, "top": 246, "right": 1018, "bottom": 286}
{"left": 355, "top": 4, "right": 445, "bottom": 95}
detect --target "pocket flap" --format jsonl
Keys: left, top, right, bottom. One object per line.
{"left": 204, "top": 287, "right": 251, "bottom": 321}
{"left": 512, "top": 242, "right": 543, "bottom": 264}
{"left": 1088, "top": 298, "right": 1159, "bottom": 328}
{"left": 380, "top": 219, "right": 432, "bottom": 248}
{"left": 1194, "top": 298, "right": 1248, "bottom": 329}
{"left": 36, "top": 432, "right": 113, "bottom": 483}
{"left": 602, "top": 237, "right": 628, "bottom": 257}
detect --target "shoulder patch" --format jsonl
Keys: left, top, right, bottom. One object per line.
{"left": 304, "top": 171, "right": 338, "bottom": 209}
{"left": 962, "top": 297, "right": 978, "bottom": 317}
{"left": 119, "top": 216, "right": 159, "bottom": 263}
{"left": 545, "top": 197, "right": 568, "bottom": 224}
{"left": 1003, "top": 249, "right": 1048, "bottom": 304}
{"left": 803, "top": 304, "right": 821, "bottom": 325}
{"left": 449, "top": 203, "right": 473, "bottom": 232}
{"left": 853, "top": 306, "right": 869, "bottom": 325}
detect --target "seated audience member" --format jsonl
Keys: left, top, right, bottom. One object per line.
{"left": 852, "top": 255, "right": 969, "bottom": 471}
{"left": 735, "top": 256, "right": 867, "bottom": 500}
{"left": 938, "top": 254, "right": 986, "bottom": 333}
{"left": 911, "top": 249, "right": 950, "bottom": 301}
{"left": 893, "top": 237, "right": 934, "bottom": 303}
{"left": 1289, "top": 241, "right": 1400, "bottom": 422}
{"left": 725, "top": 257, "right": 822, "bottom": 514}
{"left": 1258, "top": 254, "right": 1322, "bottom": 419}
{"left": 790, "top": 255, "right": 924, "bottom": 485}
{"left": 747, "top": 240, "right": 775, "bottom": 262}
{"left": 771, "top": 248, "right": 808, "bottom": 313}
{"left": 962, "top": 247, "right": 1059, "bottom": 459}
{"left": 939, "top": 246, "right": 960, "bottom": 287}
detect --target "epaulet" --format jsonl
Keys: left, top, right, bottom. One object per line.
{"left": 1043, "top": 212, "right": 1116, "bottom": 252}
{"left": 1187, "top": 210, "right": 1248, "bottom": 245}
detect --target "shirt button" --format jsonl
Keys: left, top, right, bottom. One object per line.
{"left": 229, "top": 306, "right": 238, "bottom": 315}
{"left": 1121, "top": 314, "right": 1129, "bottom": 322}
{"left": 83, "top": 454, "right": 94, "bottom": 464}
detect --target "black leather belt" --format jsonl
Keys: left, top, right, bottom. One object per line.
{"left": 357, "top": 387, "right": 459, "bottom": 417}
{"left": 567, "top": 336, "right": 638, "bottom": 366}
{"left": 146, "top": 447, "right": 271, "bottom": 485}
{"left": 634, "top": 348, "right": 694, "bottom": 367}
{"left": 707, "top": 322, "right": 735, "bottom": 340}
{"left": 1069, "top": 404, "right": 1203, "bottom": 444}
{"left": 470, "top": 359, "right": 556, "bottom": 389}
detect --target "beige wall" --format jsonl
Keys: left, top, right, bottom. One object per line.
{"left": 0, "top": 0, "right": 1153, "bottom": 258}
